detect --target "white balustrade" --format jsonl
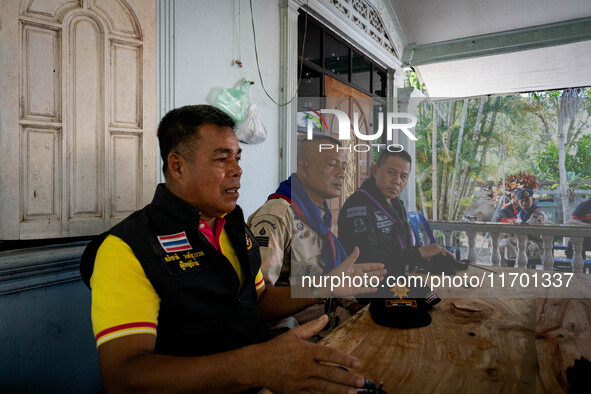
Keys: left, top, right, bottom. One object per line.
{"left": 541, "top": 235, "right": 554, "bottom": 270}
{"left": 424, "top": 222, "right": 591, "bottom": 273}
{"left": 489, "top": 232, "right": 501, "bottom": 267}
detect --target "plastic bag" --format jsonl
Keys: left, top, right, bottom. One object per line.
{"left": 235, "top": 100, "right": 268, "bottom": 144}
{"left": 214, "top": 81, "right": 251, "bottom": 124}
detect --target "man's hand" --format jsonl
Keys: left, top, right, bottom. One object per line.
{"left": 257, "top": 315, "right": 365, "bottom": 393}
{"left": 418, "top": 243, "right": 454, "bottom": 261}
{"left": 325, "top": 247, "right": 386, "bottom": 297}
{"left": 98, "top": 316, "right": 365, "bottom": 393}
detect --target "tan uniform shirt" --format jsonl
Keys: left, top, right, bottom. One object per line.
{"left": 248, "top": 198, "right": 325, "bottom": 286}
{"left": 248, "top": 198, "right": 354, "bottom": 324}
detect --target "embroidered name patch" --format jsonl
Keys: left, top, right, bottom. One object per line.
{"left": 162, "top": 250, "right": 205, "bottom": 274}
{"left": 376, "top": 219, "right": 393, "bottom": 229}
{"left": 157, "top": 231, "right": 193, "bottom": 253}
{"left": 385, "top": 299, "right": 417, "bottom": 308}
{"left": 346, "top": 206, "right": 367, "bottom": 218}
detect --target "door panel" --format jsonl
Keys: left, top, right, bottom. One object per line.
{"left": 324, "top": 75, "right": 372, "bottom": 234}
{"left": 0, "top": 0, "right": 156, "bottom": 239}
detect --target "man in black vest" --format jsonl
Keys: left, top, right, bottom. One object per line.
{"left": 81, "top": 105, "right": 367, "bottom": 393}
{"left": 338, "top": 150, "right": 451, "bottom": 281}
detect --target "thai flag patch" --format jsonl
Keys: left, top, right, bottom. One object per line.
{"left": 157, "top": 231, "right": 193, "bottom": 253}
{"left": 425, "top": 291, "right": 439, "bottom": 305}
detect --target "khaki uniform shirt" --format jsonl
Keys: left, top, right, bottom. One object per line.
{"left": 248, "top": 198, "right": 325, "bottom": 287}
{"left": 248, "top": 198, "right": 354, "bottom": 324}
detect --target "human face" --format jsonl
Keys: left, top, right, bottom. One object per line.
{"left": 511, "top": 193, "right": 520, "bottom": 208}
{"left": 372, "top": 156, "right": 410, "bottom": 201}
{"left": 172, "top": 124, "right": 242, "bottom": 220}
{"left": 298, "top": 144, "right": 346, "bottom": 206}
{"left": 519, "top": 196, "right": 534, "bottom": 211}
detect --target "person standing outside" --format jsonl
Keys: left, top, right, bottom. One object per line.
{"left": 501, "top": 188, "right": 549, "bottom": 265}
{"left": 496, "top": 188, "right": 522, "bottom": 263}
{"left": 494, "top": 188, "right": 522, "bottom": 222}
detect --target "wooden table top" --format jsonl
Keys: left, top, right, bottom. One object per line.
{"left": 318, "top": 266, "right": 591, "bottom": 393}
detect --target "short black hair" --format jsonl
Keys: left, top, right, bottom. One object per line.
{"left": 376, "top": 149, "right": 412, "bottom": 167}
{"left": 157, "top": 105, "right": 235, "bottom": 173}
{"left": 297, "top": 134, "right": 342, "bottom": 158}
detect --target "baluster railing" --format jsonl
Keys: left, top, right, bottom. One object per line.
{"left": 425, "top": 222, "right": 591, "bottom": 273}
{"left": 489, "top": 232, "right": 501, "bottom": 267}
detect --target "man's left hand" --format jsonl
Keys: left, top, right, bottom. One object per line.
{"left": 324, "top": 247, "right": 386, "bottom": 297}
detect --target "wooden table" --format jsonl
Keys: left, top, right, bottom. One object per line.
{"left": 318, "top": 266, "right": 591, "bottom": 393}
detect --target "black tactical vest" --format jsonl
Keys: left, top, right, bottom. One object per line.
{"left": 81, "top": 184, "right": 270, "bottom": 357}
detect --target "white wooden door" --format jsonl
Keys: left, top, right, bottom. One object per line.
{"left": 0, "top": 0, "right": 157, "bottom": 239}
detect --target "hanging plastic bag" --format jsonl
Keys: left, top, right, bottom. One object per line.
{"left": 214, "top": 81, "right": 251, "bottom": 124}
{"left": 235, "top": 89, "right": 267, "bottom": 144}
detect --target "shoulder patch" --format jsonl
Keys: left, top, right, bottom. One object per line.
{"left": 255, "top": 236, "right": 269, "bottom": 247}
{"left": 346, "top": 206, "right": 367, "bottom": 218}
{"left": 354, "top": 217, "right": 366, "bottom": 233}
{"left": 245, "top": 233, "right": 254, "bottom": 250}
{"left": 252, "top": 220, "right": 277, "bottom": 231}
{"left": 374, "top": 211, "right": 389, "bottom": 222}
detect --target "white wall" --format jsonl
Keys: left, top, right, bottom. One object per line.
{"left": 174, "top": 0, "right": 281, "bottom": 217}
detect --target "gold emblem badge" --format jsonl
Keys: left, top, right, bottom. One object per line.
{"left": 390, "top": 284, "right": 410, "bottom": 299}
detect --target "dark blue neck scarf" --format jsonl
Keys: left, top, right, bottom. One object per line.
{"left": 268, "top": 175, "right": 346, "bottom": 273}
{"left": 519, "top": 203, "right": 539, "bottom": 223}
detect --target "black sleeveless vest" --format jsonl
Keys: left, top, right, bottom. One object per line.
{"left": 81, "top": 184, "right": 270, "bottom": 357}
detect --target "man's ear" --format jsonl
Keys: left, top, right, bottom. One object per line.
{"left": 370, "top": 162, "right": 378, "bottom": 178}
{"left": 297, "top": 159, "right": 309, "bottom": 178}
{"left": 167, "top": 152, "right": 184, "bottom": 180}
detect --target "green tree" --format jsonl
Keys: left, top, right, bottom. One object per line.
{"left": 415, "top": 97, "right": 505, "bottom": 220}
{"left": 409, "top": 66, "right": 591, "bottom": 223}
{"left": 535, "top": 135, "right": 591, "bottom": 187}
{"left": 531, "top": 88, "right": 591, "bottom": 222}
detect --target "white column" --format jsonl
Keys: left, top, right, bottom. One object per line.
{"left": 397, "top": 86, "right": 425, "bottom": 211}
{"left": 571, "top": 236, "right": 584, "bottom": 273}
{"left": 467, "top": 232, "right": 476, "bottom": 262}
{"left": 542, "top": 235, "right": 554, "bottom": 271}
{"left": 516, "top": 234, "right": 528, "bottom": 269}
{"left": 278, "top": 0, "right": 300, "bottom": 182}
{"left": 442, "top": 231, "right": 453, "bottom": 247}
{"left": 157, "top": 0, "right": 175, "bottom": 183}
{"left": 442, "top": 230, "right": 455, "bottom": 258}
{"left": 489, "top": 232, "right": 501, "bottom": 266}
